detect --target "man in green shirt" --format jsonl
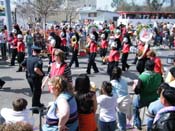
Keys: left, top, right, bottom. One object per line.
{"left": 132, "top": 59, "right": 162, "bottom": 130}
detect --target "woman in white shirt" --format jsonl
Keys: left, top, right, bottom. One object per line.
{"left": 97, "top": 81, "right": 117, "bottom": 131}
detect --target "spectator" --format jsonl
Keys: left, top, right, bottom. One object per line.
{"left": 42, "top": 76, "right": 78, "bottom": 131}
{"left": 0, "top": 98, "right": 34, "bottom": 126}
{"left": 74, "top": 74, "right": 97, "bottom": 131}
{"left": 146, "top": 83, "right": 170, "bottom": 131}
{"left": 25, "top": 30, "right": 33, "bottom": 57}
{"left": 42, "top": 49, "right": 72, "bottom": 91}
{"left": 97, "top": 81, "right": 117, "bottom": 131}
{"left": 132, "top": 60, "right": 162, "bottom": 130}
{"left": 0, "top": 122, "right": 33, "bottom": 131}
{"left": 147, "top": 50, "right": 164, "bottom": 76}
{"left": 165, "top": 67, "right": 175, "bottom": 86}
{"left": 152, "top": 86, "right": 175, "bottom": 131}
{"left": 110, "top": 67, "right": 132, "bottom": 131}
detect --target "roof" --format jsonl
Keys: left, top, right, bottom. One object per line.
{"left": 117, "top": 11, "right": 175, "bottom": 15}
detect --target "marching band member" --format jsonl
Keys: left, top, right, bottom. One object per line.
{"left": 121, "top": 37, "right": 130, "bottom": 71}
{"left": 60, "top": 32, "right": 67, "bottom": 53}
{"left": 136, "top": 40, "right": 150, "bottom": 74}
{"left": 100, "top": 33, "right": 108, "bottom": 65}
{"left": 106, "top": 41, "right": 120, "bottom": 80}
{"left": 69, "top": 35, "right": 79, "bottom": 68}
{"left": 86, "top": 34, "right": 99, "bottom": 74}
{"left": 16, "top": 34, "right": 25, "bottom": 72}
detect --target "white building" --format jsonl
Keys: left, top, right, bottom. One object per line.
{"left": 78, "top": 0, "right": 118, "bottom": 23}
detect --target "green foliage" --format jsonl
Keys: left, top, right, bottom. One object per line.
{"left": 136, "top": 24, "right": 151, "bottom": 39}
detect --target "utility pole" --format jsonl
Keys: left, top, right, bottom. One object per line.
{"left": 4, "top": 0, "right": 12, "bottom": 34}
{"left": 171, "top": 0, "right": 174, "bottom": 7}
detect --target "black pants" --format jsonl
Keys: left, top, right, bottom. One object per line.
{"left": 100, "top": 48, "right": 107, "bottom": 57}
{"left": 0, "top": 79, "right": 5, "bottom": 87}
{"left": 11, "top": 48, "right": 17, "bottom": 65}
{"left": 27, "top": 77, "right": 42, "bottom": 107}
{"left": 121, "top": 53, "right": 129, "bottom": 71}
{"left": 17, "top": 52, "right": 25, "bottom": 71}
{"left": 86, "top": 53, "right": 99, "bottom": 74}
{"left": 136, "top": 58, "right": 147, "bottom": 74}
{"left": 69, "top": 49, "right": 79, "bottom": 67}
{"left": 107, "top": 61, "right": 119, "bottom": 80}
{"left": 1, "top": 43, "right": 6, "bottom": 59}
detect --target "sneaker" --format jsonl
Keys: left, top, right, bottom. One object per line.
{"left": 94, "top": 71, "right": 99, "bottom": 73}
{"left": 134, "top": 125, "right": 142, "bottom": 130}
{"left": 16, "top": 70, "right": 22, "bottom": 72}
{"left": 0, "top": 81, "right": 5, "bottom": 89}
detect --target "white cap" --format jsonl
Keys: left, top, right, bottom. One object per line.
{"left": 12, "top": 29, "right": 17, "bottom": 34}
{"left": 111, "top": 41, "right": 117, "bottom": 48}
{"left": 101, "top": 34, "right": 105, "bottom": 39}
{"left": 173, "top": 24, "right": 175, "bottom": 28}
{"left": 123, "top": 37, "right": 128, "bottom": 43}
{"left": 17, "top": 34, "right": 23, "bottom": 39}
{"left": 50, "top": 39, "right": 56, "bottom": 47}
{"left": 48, "top": 36, "right": 52, "bottom": 41}
{"left": 90, "top": 34, "right": 95, "bottom": 40}
{"left": 116, "top": 29, "right": 121, "bottom": 34}
{"left": 60, "top": 32, "right": 65, "bottom": 37}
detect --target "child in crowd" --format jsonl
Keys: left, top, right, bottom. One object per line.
{"left": 0, "top": 98, "right": 34, "bottom": 126}
{"left": 97, "top": 81, "right": 117, "bottom": 131}
{"left": 110, "top": 66, "right": 132, "bottom": 131}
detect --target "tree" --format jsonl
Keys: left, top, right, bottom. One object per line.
{"left": 146, "top": 0, "right": 166, "bottom": 11}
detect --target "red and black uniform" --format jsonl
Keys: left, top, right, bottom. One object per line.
{"left": 60, "top": 37, "right": 67, "bottom": 52}
{"left": 107, "top": 49, "right": 120, "bottom": 79}
{"left": 100, "top": 39, "right": 108, "bottom": 64}
{"left": 86, "top": 41, "right": 99, "bottom": 74}
{"left": 10, "top": 36, "right": 18, "bottom": 66}
{"left": 50, "top": 62, "right": 72, "bottom": 84}
{"left": 136, "top": 42, "right": 150, "bottom": 74}
{"left": 69, "top": 42, "right": 79, "bottom": 68}
{"left": 121, "top": 42, "right": 130, "bottom": 71}
{"left": 16, "top": 41, "right": 25, "bottom": 71}
{"left": 152, "top": 57, "right": 163, "bottom": 75}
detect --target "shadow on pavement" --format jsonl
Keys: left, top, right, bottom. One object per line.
{"left": 0, "top": 87, "right": 32, "bottom": 97}
{"left": 1, "top": 76, "right": 24, "bottom": 81}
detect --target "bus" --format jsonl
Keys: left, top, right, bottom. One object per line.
{"left": 117, "top": 11, "right": 175, "bottom": 26}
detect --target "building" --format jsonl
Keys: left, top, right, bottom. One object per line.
{"left": 78, "top": 0, "right": 118, "bottom": 23}
{"left": 78, "top": 6, "right": 118, "bottom": 23}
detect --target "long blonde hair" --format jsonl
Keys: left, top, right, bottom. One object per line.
{"left": 48, "top": 76, "right": 68, "bottom": 94}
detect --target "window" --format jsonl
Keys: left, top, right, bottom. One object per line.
{"left": 88, "top": 13, "right": 97, "bottom": 17}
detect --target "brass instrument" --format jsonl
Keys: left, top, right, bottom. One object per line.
{"left": 71, "top": 35, "right": 77, "bottom": 47}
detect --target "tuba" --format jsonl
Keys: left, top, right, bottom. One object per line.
{"left": 71, "top": 35, "right": 77, "bottom": 47}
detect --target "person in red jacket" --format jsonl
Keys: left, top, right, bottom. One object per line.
{"left": 106, "top": 41, "right": 120, "bottom": 80}
{"left": 10, "top": 29, "right": 18, "bottom": 66}
{"left": 121, "top": 37, "right": 130, "bottom": 71}
{"left": 16, "top": 34, "right": 25, "bottom": 72}
{"left": 86, "top": 34, "right": 99, "bottom": 74}
{"left": 100, "top": 33, "right": 108, "bottom": 65}
{"left": 147, "top": 50, "right": 164, "bottom": 75}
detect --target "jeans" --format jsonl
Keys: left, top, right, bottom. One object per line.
{"left": 146, "top": 99, "right": 164, "bottom": 131}
{"left": 98, "top": 120, "right": 116, "bottom": 131}
{"left": 27, "top": 44, "right": 32, "bottom": 56}
{"left": 133, "top": 95, "right": 153, "bottom": 128}
{"left": 117, "top": 112, "right": 126, "bottom": 131}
